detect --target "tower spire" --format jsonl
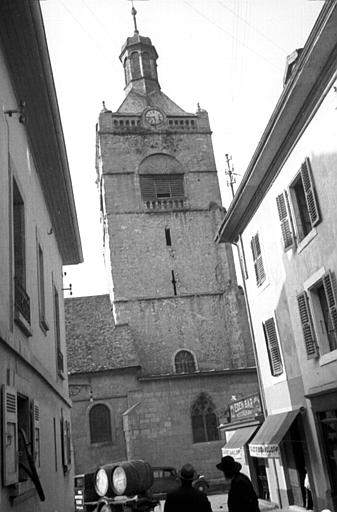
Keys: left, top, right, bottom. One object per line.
{"left": 131, "top": 4, "right": 139, "bottom": 35}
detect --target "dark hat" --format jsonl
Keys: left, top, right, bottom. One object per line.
{"left": 216, "top": 456, "right": 241, "bottom": 477}
{"left": 179, "top": 463, "right": 196, "bottom": 481}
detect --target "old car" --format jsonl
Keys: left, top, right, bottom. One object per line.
{"left": 150, "top": 466, "right": 209, "bottom": 498}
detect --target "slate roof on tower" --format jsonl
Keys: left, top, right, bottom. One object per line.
{"left": 65, "top": 294, "right": 139, "bottom": 374}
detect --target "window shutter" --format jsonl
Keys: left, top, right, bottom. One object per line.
{"left": 297, "top": 291, "right": 319, "bottom": 358}
{"left": 170, "top": 175, "right": 184, "bottom": 197}
{"left": 276, "top": 192, "right": 294, "bottom": 249}
{"left": 31, "top": 400, "right": 41, "bottom": 469}
{"left": 155, "top": 175, "right": 170, "bottom": 197}
{"left": 263, "top": 318, "right": 283, "bottom": 376}
{"left": 323, "top": 271, "right": 337, "bottom": 336}
{"left": 60, "top": 413, "right": 67, "bottom": 472}
{"left": 140, "top": 176, "right": 156, "bottom": 201}
{"left": 251, "top": 233, "right": 266, "bottom": 286}
{"left": 65, "top": 420, "right": 72, "bottom": 466}
{"left": 2, "top": 385, "right": 19, "bottom": 485}
{"left": 301, "top": 158, "right": 320, "bottom": 227}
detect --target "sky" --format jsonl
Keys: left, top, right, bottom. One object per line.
{"left": 40, "top": 0, "right": 324, "bottom": 298}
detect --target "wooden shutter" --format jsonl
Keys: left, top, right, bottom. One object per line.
{"left": 170, "top": 175, "right": 184, "bottom": 197}
{"left": 297, "top": 291, "right": 319, "bottom": 358}
{"left": 251, "top": 233, "right": 266, "bottom": 286}
{"left": 276, "top": 191, "right": 294, "bottom": 249}
{"left": 263, "top": 318, "right": 283, "bottom": 376}
{"left": 31, "top": 400, "right": 41, "bottom": 469}
{"left": 140, "top": 176, "right": 156, "bottom": 201}
{"left": 65, "top": 420, "right": 72, "bottom": 466}
{"left": 2, "top": 385, "right": 18, "bottom": 485}
{"left": 155, "top": 175, "right": 170, "bottom": 197}
{"left": 301, "top": 158, "right": 320, "bottom": 227}
{"left": 323, "top": 271, "right": 337, "bottom": 337}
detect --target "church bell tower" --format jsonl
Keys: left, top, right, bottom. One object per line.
{"left": 96, "top": 7, "right": 254, "bottom": 378}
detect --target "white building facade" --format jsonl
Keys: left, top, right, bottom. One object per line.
{"left": 216, "top": 3, "right": 337, "bottom": 512}
{"left": 0, "top": 2, "right": 82, "bottom": 511}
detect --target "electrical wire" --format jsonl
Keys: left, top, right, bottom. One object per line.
{"left": 217, "top": 0, "right": 288, "bottom": 55}
{"left": 183, "top": 0, "right": 281, "bottom": 72}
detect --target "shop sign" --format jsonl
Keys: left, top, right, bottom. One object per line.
{"left": 229, "top": 393, "right": 262, "bottom": 422}
{"left": 222, "top": 446, "right": 243, "bottom": 460}
{"left": 249, "top": 443, "right": 280, "bottom": 458}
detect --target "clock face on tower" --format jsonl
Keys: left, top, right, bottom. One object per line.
{"left": 144, "top": 108, "right": 164, "bottom": 127}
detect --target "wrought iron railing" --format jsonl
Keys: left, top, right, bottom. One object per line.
{"left": 14, "top": 277, "right": 31, "bottom": 324}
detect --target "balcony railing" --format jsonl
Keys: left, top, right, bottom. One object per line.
{"left": 14, "top": 277, "right": 31, "bottom": 324}
{"left": 143, "top": 198, "right": 188, "bottom": 210}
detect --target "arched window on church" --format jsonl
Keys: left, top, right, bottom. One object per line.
{"left": 175, "top": 350, "right": 196, "bottom": 374}
{"left": 191, "top": 393, "right": 219, "bottom": 443}
{"left": 130, "top": 52, "right": 141, "bottom": 79}
{"left": 89, "top": 404, "right": 112, "bottom": 444}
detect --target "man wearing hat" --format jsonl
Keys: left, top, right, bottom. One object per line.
{"left": 216, "top": 456, "right": 260, "bottom": 512}
{"left": 164, "top": 463, "right": 213, "bottom": 512}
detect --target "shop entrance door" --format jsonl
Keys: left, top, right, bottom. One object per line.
{"left": 282, "top": 417, "right": 306, "bottom": 507}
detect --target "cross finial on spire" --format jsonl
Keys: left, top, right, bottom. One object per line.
{"left": 131, "top": 3, "right": 139, "bottom": 35}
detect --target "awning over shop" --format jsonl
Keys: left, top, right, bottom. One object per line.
{"left": 222, "top": 425, "right": 259, "bottom": 459}
{"left": 249, "top": 409, "right": 300, "bottom": 458}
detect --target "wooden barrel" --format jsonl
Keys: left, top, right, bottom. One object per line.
{"left": 108, "top": 460, "right": 153, "bottom": 496}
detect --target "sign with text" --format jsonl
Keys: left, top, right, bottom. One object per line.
{"left": 229, "top": 393, "right": 262, "bottom": 422}
{"left": 249, "top": 443, "right": 280, "bottom": 458}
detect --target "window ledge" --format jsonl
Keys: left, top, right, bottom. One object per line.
{"left": 14, "top": 310, "right": 32, "bottom": 337}
{"left": 296, "top": 228, "right": 317, "bottom": 254}
{"left": 319, "top": 349, "right": 337, "bottom": 367}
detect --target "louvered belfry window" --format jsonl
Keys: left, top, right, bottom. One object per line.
{"left": 251, "top": 233, "right": 266, "bottom": 286}
{"left": 263, "top": 317, "right": 283, "bottom": 376}
{"left": 140, "top": 174, "right": 184, "bottom": 201}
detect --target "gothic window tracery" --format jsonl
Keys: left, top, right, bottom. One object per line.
{"left": 191, "top": 393, "right": 219, "bottom": 443}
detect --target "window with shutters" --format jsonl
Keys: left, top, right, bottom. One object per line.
{"left": 13, "top": 179, "right": 31, "bottom": 333}
{"left": 262, "top": 317, "right": 284, "bottom": 376}
{"left": 297, "top": 271, "right": 337, "bottom": 358}
{"left": 37, "top": 243, "right": 49, "bottom": 333}
{"left": 175, "top": 350, "right": 196, "bottom": 374}
{"left": 140, "top": 174, "right": 185, "bottom": 209}
{"left": 191, "top": 393, "right": 219, "bottom": 443}
{"left": 89, "top": 404, "right": 112, "bottom": 444}
{"left": 60, "top": 412, "right": 72, "bottom": 473}
{"left": 288, "top": 158, "right": 320, "bottom": 244}
{"left": 250, "top": 233, "right": 266, "bottom": 287}
{"left": 1, "top": 385, "right": 44, "bottom": 498}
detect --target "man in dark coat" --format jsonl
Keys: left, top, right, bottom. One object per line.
{"left": 216, "top": 456, "right": 260, "bottom": 512}
{"left": 164, "top": 463, "right": 213, "bottom": 512}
